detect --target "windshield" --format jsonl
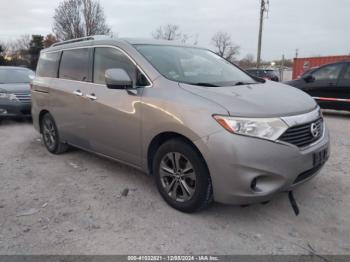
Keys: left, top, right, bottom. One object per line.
{"left": 0, "top": 68, "right": 34, "bottom": 84}
{"left": 134, "top": 45, "right": 256, "bottom": 87}
{"left": 247, "top": 69, "right": 277, "bottom": 77}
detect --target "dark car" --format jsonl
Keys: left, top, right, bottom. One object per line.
{"left": 286, "top": 61, "right": 350, "bottom": 111}
{"left": 246, "top": 68, "right": 279, "bottom": 82}
{"left": 0, "top": 67, "right": 34, "bottom": 118}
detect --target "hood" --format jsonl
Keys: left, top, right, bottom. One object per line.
{"left": 0, "top": 83, "right": 30, "bottom": 93}
{"left": 179, "top": 81, "right": 317, "bottom": 117}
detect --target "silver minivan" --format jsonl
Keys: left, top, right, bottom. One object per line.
{"left": 32, "top": 36, "right": 330, "bottom": 212}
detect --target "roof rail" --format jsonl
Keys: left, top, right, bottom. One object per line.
{"left": 51, "top": 35, "right": 111, "bottom": 47}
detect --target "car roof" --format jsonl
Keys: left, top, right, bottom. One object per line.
{"left": 42, "top": 36, "right": 199, "bottom": 53}
{"left": 123, "top": 38, "right": 187, "bottom": 46}
{"left": 304, "top": 61, "right": 350, "bottom": 73}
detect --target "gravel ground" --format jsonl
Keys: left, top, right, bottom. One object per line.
{"left": 0, "top": 111, "right": 349, "bottom": 255}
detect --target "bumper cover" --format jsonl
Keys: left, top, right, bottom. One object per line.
{"left": 195, "top": 126, "right": 330, "bottom": 205}
{"left": 0, "top": 100, "right": 31, "bottom": 117}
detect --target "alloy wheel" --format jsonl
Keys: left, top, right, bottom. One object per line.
{"left": 42, "top": 117, "right": 57, "bottom": 150}
{"left": 159, "top": 152, "right": 197, "bottom": 202}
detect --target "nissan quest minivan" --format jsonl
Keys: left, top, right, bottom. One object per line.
{"left": 32, "top": 36, "right": 330, "bottom": 212}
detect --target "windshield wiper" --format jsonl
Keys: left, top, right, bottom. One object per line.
{"left": 233, "top": 81, "right": 257, "bottom": 86}
{"left": 191, "top": 82, "right": 220, "bottom": 87}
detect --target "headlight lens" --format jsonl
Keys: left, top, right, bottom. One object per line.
{"left": 0, "top": 92, "right": 19, "bottom": 101}
{"left": 213, "top": 115, "right": 289, "bottom": 141}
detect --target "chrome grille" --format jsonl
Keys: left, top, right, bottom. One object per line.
{"left": 14, "top": 92, "right": 31, "bottom": 104}
{"left": 279, "top": 118, "right": 323, "bottom": 148}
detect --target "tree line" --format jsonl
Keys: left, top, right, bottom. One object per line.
{"left": 0, "top": 34, "right": 57, "bottom": 70}
{"left": 0, "top": 0, "right": 292, "bottom": 70}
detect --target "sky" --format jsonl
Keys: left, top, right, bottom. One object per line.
{"left": 0, "top": 0, "right": 349, "bottom": 61}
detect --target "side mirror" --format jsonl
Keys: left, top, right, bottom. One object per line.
{"left": 105, "top": 68, "right": 133, "bottom": 89}
{"left": 303, "top": 75, "right": 315, "bottom": 83}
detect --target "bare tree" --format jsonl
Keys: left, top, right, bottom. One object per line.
{"left": 13, "top": 35, "right": 31, "bottom": 51}
{"left": 0, "top": 43, "right": 7, "bottom": 65}
{"left": 43, "top": 34, "right": 58, "bottom": 48}
{"left": 238, "top": 54, "right": 255, "bottom": 69}
{"left": 211, "top": 31, "right": 240, "bottom": 62}
{"left": 6, "top": 35, "right": 31, "bottom": 63}
{"left": 181, "top": 33, "right": 199, "bottom": 45}
{"left": 152, "top": 24, "right": 198, "bottom": 45}
{"left": 152, "top": 24, "right": 181, "bottom": 41}
{"left": 53, "top": 0, "right": 111, "bottom": 41}
{"left": 4, "top": 35, "right": 34, "bottom": 67}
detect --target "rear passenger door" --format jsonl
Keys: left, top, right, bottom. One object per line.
{"left": 50, "top": 48, "right": 93, "bottom": 149}
{"left": 87, "top": 47, "right": 150, "bottom": 166}
{"left": 303, "top": 63, "right": 343, "bottom": 97}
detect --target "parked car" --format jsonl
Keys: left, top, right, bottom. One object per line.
{"left": 32, "top": 36, "right": 330, "bottom": 212}
{"left": 292, "top": 55, "right": 350, "bottom": 79}
{"left": 0, "top": 66, "right": 34, "bottom": 118}
{"left": 286, "top": 61, "right": 350, "bottom": 111}
{"left": 246, "top": 68, "right": 279, "bottom": 81}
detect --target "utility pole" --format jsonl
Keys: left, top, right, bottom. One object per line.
{"left": 280, "top": 54, "right": 285, "bottom": 81}
{"left": 295, "top": 48, "right": 299, "bottom": 58}
{"left": 256, "top": 0, "right": 269, "bottom": 68}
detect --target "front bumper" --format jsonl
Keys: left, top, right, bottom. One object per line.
{"left": 0, "top": 100, "right": 31, "bottom": 118}
{"left": 194, "top": 124, "right": 330, "bottom": 205}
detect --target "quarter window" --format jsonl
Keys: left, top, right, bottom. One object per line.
{"left": 59, "top": 49, "right": 90, "bottom": 81}
{"left": 36, "top": 52, "right": 61, "bottom": 78}
{"left": 312, "top": 64, "right": 343, "bottom": 81}
{"left": 93, "top": 47, "right": 149, "bottom": 86}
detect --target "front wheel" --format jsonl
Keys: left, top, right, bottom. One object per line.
{"left": 153, "top": 139, "right": 213, "bottom": 213}
{"left": 41, "top": 113, "right": 69, "bottom": 154}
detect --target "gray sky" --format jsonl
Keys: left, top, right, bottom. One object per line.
{"left": 1, "top": 0, "right": 349, "bottom": 60}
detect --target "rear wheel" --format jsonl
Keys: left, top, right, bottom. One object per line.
{"left": 153, "top": 139, "right": 212, "bottom": 213}
{"left": 41, "top": 113, "right": 69, "bottom": 154}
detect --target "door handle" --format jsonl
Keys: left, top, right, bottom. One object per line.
{"left": 86, "top": 93, "right": 97, "bottom": 101}
{"left": 73, "top": 90, "right": 83, "bottom": 96}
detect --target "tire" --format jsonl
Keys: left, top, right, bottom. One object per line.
{"left": 153, "top": 139, "right": 213, "bottom": 213}
{"left": 40, "top": 113, "right": 69, "bottom": 154}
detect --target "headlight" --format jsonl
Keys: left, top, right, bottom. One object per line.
{"left": 213, "top": 115, "right": 288, "bottom": 141}
{"left": 0, "top": 92, "right": 19, "bottom": 101}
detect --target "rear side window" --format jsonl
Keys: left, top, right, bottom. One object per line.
{"left": 343, "top": 65, "right": 350, "bottom": 80}
{"left": 59, "top": 49, "right": 90, "bottom": 81}
{"left": 93, "top": 47, "right": 149, "bottom": 86}
{"left": 36, "top": 52, "right": 61, "bottom": 78}
{"left": 312, "top": 64, "right": 343, "bottom": 80}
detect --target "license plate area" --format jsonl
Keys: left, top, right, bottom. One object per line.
{"left": 313, "top": 148, "right": 329, "bottom": 167}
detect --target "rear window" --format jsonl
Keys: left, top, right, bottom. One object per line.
{"left": 59, "top": 49, "right": 90, "bottom": 81}
{"left": 0, "top": 69, "right": 34, "bottom": 84}
{"left": 36, "top": 52, "right": 61, "bottom": 78}
{"left": 246, "top": 70, "right": 258, "bottom": 75}
{"left": 265, "top": 70, "right": 278, "bottom": 77}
